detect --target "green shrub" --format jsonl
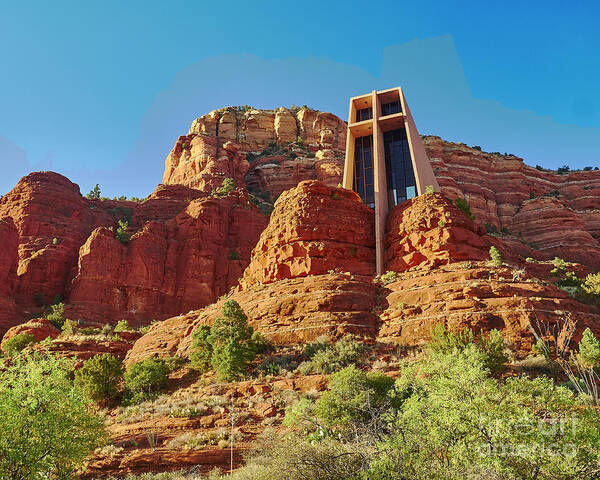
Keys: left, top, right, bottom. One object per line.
{"left": 298, "top": 335, "right": 365, "bottom": 374}
{"left": 114, "top": 319, "right": 133, "bottom": 333}
{"left": 190, "top": 300, "right": 259, "bottom": 380}
{"left": 115, "top": 219, "right": 131, "bottom": 244}
{"left": 424, "top": 184, "right": 435, "bottom": 194}
{"left": 124, "top": 357, "right": 170, "bottom": 404}
{"left": 74, "top": 353, "right": 124, "bottom": 402}
{"left": 378, "top": 270, "right": 397, "bottom": 285}
{"left": 228, "top": 251, "right": 240, "bottom": 260}
{"left": 214, "top": 178, "right": 235, "bottom": 197}
{"left": 578, "top": 328, "right": 600, "bottom": 369}
{"left": 52, "top": 237, "right": 59, "bottom": 245}
{"left": 61, "top": 318, "right": 78, "bottom": 336}
{"left": 86, "top": 183, "right": 101, "bottom": 199}
{"left": 190, "top": 325, "right": 213, "bottom": 372}
{"left": 0, "top": 353, "right": 106, "bottom": 479}
{"left": 313, "top": 365, "right": 396, "bottom": 435}
{"left": 489, "top": 245, "right": 502, "bottom": 266}
{"left": 428, "top": 324, "right": 507, "bottom": 374}
{"left": 582, "top": 272, "right": 600, "bottom": 296}
{"left": 454, "top": 197, "right": 475, "bottom": 220}
{"left": 2, "top": 333, "right": 36, "bottom": 356}
{"left": 437, "top": 219, "right": 445, "bottom": 228}
{"left": 46, "top": 302, "right": 66, "bottom": 329}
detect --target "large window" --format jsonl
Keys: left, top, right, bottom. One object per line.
{"left": 381, "top": 100, "right": 402, "bottom": 116}
{"left": 384, "top": 127, "right": 416, "bottom": 207}
{"left": 356, "top": 107, "right": 372, "bottom": 122}
{"left": 353, "top": 135, "right": 375, "bottom": 208}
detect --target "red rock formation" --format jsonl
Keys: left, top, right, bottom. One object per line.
{"left": 425, "top": 136, "right": 600, "bottom": 269}
{"left": 0, "top": 318, "right": 60, "bottom": 351}
{"left": 385, "top": 193, "right": 493, "bottom": 271}
{"left": 163, "top": 107, "right": 347, "bottom": 198}
{"left": 0, "top": 217, "right": 19, "bottom": 332}
{"left": 241, "top": 180, "right": 375, "bottom": 287}
{"left": 126, "top": 273, "right": 379, "bottom": 364}
{"left": 0, "top": 172, "right": 105, "bottom": 307}
{"left": 68, "top": 194, "right": 267, "bottom": 324}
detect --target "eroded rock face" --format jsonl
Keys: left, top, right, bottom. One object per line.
{"left": 0, "top": 218, "right": 19, "bottom": 332}
{"left": 0, "top": 172, "right": 267, "bottom": 336}
{"left": 163, "top": 107, "right": 346, "bottom": 200}
{"left": 241, "top": 180, "right": 376, "bottom": 287}
{"left": 68, "top": 195, "right": 267, "bottom": 324}
{"left": 385, "top": 193, "right": 492, "bottom": 271}
{"left": 126, "top": 273, "right": 379, "bottom": 365}
{"left": 0, "top": 172, "right": 105, "bottom": 306}
{"left": 425, "top": 136, "right": 600, "bottom": 269}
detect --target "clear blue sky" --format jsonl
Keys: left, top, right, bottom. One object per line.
{"left": 1, "top": 0, "right": 599, "bottom": 197}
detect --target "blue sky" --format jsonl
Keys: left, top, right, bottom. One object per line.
{"left": 1, "top": 0, "right": 599, "bottom": 197}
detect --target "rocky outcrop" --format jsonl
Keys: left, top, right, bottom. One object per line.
{"left": 425, "top": 136, "right": 600, "bottom": 269}
{"left": 0, "top": 318, "right": 60, "bottom": 351}
{"left": 241, "top": 181, "right": 375, "bottom": 287}
{"left": 163, "top": 107, "right": 346, "bottom": 199}
{"left": 68, "top": 194, "right": 267, "bottom": 324}
{"left": 0, "top": 217, "right": 19, "bottom": 332}
{"left": 385, "top": 193, "right": 493, "bottom": 271}
{"left": 0, "top": 172, "right": 106, "bottom": 307}
{"left": 126, "top": 273, "right": 379, "bottom": 364}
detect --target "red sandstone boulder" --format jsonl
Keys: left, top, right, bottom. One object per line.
{"left": 1, "top": 318, "right": 59, "bottom": 350}
{"left": 241, "top": 180, "right": 376, "bottom": 287}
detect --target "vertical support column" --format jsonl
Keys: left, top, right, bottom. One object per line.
{"left": 400, "top": 88, "right": 440, "bottom": 194}
{"left": 342, "top": 98, "right": 356, "bottom": 189}
{"left": 372, "top": 90, "right": 387, "bottom": 275}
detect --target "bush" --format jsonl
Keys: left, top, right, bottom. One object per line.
{"left": 124, "top": 357, "right": 170, "bottom": 404}
{"left": 454, "top": 197, "right": 475, "bottom": 220}
{"left": 428, "top": 324, "right": 507, "bottom": 374}
{"left": 378, "top": 270, "right": 397, "bottom": 285}
{"left": 52, "top": 237, "right": 59, "bottom": 245}
{"left": 115, "top": 219, "right": 131, "bottom": 244}
{"left": 214, "top": 178, "right": 235, "bottom": 197}
{"left": 424, "top": 184, "right": 435, "bottom": 194}
{"left": 582, "top": 272, "right": 600, "bottom": 296}
{"left": 190, "top": 300, "right": 259, "bottom": 381}
{"left": 114, "top": 319, "right": 133, "bottom": 333}
{"left": 0, "top": 353, "right": 106, "bottom": 479}
{"left": 74, "top": 353, "right": 124, "bottom": 402}
{"left": 2, "top": 333, "right": 36, "bottom": 356}
{"left": 190, "top": 325, "right": 213, "bottom": 372}
{"left": 61, "top": 318, "right": 78, "bottom": 336}
{"left": 228, "top": 250, "right": 240, "bottom": 260}
{"left": 578, "top": 328, "right": 600, "bottom": 369}
{"left": 489, "top": 245, "right": 502, "bottom": 266}
{"left": 298, "top": 335, "right": 365, "bottom": 374}
{"left": 313, "top": 365, "right": 396, "bottom": 435}
{"left": 46, "top": 302, "right": 65, "bottom": 329}
{"left": 86, "top": 183, "right": 101, "bottom": 199}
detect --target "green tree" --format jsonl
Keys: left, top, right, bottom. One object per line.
{"left": 455, "top": 197, "right": 475, "bottom": 220}
{"left": 369, "top": 346, "right": 600, "bottom": 480}
{"left": 124, "top": 357, "right": 170, "bottom": 404}
{"left": 190, "top": 325, "right": 213, "bottom": 372}
{"left": 190, "top": 300, "right": 258, "bottom": 380}
{"left": 489, "top": 245, "right": 502, "bottom": 266}
{"left": 115, "top": 219, "right": 131, "bottom": 244}
{"left": 74, "top": 353, "right": 124, "bottom": 402}
{"left": 2, "top": 333, "right": 35, "bottom": 356}
{"left": 0, "top": 353, "right": 106, "bottom": 480}
{"left": 215, "top": 178, "right": 236, "bottom": 197}
{"left": 578, "top": 328, "right": 600, "bottom": 369}
{"left": 46, "top": 302, "right": 65, "bottom": 329}
{"left": 86, "top": 184, "right": 101, "bottom": 200}
{"left": 208, "top": 300, "right": 257, "bottom": 380}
